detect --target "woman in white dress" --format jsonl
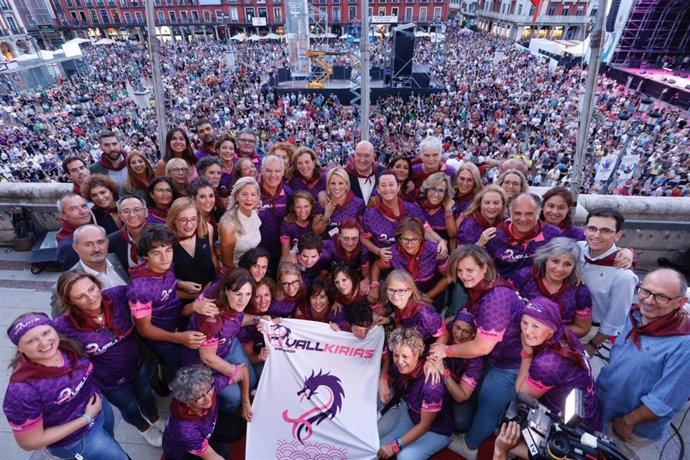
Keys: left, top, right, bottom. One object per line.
{"left": 219, "top": 177, "right": 262, "bottom": 268}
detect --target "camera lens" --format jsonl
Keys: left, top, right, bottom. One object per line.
{"left": 546, "top": 431, "right": 570, "bottom": 458}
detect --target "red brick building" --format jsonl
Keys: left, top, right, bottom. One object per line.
{"left": 49, "top": 0, "right": 450, "bottom": 41}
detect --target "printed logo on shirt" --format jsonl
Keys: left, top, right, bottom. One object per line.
{"left": 376, "top": 233, "right": 395, "bottom": 245}
{"left": 56, "top": 363, "right": 94, "bottom": 405}
{"left": 498, "top": 248, "right": 531, "bottom": 262}
{"left": 160, "top": 287, "right": 174, "bottom": 303}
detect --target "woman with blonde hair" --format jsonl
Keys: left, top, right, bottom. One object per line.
{"left": 124, "top": 150, "right": 155, "bottom": 199}
{"left": 495, "top": 168, "right": 529, "bottom": 205}
{"left": 456, "top": 185, "right": 508, "bottom": 247}
{"left": 167, "top": 197, "right": 218, "bottom": 300}
{"left": 453, "top": 162, "right": 483, "bottom": 215}
{"left": 166, "top": 158, "right": 191, "bottom": 197}
{"left": 219, "top": 177, "right": 262, "bottom": 268}
{"left": 419, "top": 172, "right": 456, "bottom": 243}
{"left": 317, "top": 166, "right": 365, "bottom": 237}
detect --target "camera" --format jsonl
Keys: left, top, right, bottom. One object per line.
{"left": 502, "top": 390, "right": 626, "bottom": 460}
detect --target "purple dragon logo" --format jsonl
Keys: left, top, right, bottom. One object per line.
{"left": 268, "top": 324, "right": 291, "bottom": 347}
{"left": 282, "top": 369, "right": 345, "bottom": 443}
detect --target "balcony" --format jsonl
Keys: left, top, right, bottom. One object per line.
{"left": 477, "top": 9, "right": 591, "bottom": 25}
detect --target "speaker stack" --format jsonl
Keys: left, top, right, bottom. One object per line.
{"left": 391, "top": 24, "right": 416, "bottom": 84}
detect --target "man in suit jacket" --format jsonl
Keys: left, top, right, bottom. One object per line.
{"left": 108, "top": 195, "right": 149, "bottom": 269}
{"left": 345, "top": 140, "right": 385, "bottom": 207}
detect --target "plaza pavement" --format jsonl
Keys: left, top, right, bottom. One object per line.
{"left": 0, "top": 248, "right": 687, "bottom": 459}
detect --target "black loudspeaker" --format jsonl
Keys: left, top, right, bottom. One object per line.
{"left": 277, "top": 68, "right": 291, "bottom": 82}
{"left": 392, "top": 24, "right": 415, "bottom": 79}
{"left": 332, "top": 66, "right": 346, "bottom": 80}
{"left": 411, "top": 64, "right": 430, "bottom": 88}
{"left": 370, "top": 66, "right": 384, "bottom": 80}
{"left": 606, "top": 0, "right": 621, "bottom": 33}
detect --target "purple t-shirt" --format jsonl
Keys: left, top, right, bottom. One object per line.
{"left": 411, "top": 162, "right": 457, "bottom": 191}
{"left": 268, "top": 297, "right": 301, "bottom": 318}
{"left": 396, "top": 303, "right": 445, "bottom": 345}
{"left": 362, "top": 202, "right": 429, "bottom": 249}
{"left": 146, "top": 210, "right": 167, "bottom": 226}
{"left": 559, "top": 225, "right": 585, "bottom": 241}
{"left": 3, "top": 351, "right": 100, "bottom": 447}
{"left": 486, "top": 223, "right": 561, "bottom": 279}
{"left": 288, "top": 172, "right": 328, "bottom": 200}
{"left": 456, "top": 216, "right": 487, "bottom": 246}
{"left": 316, "top": 196, "right": 366, "bottom": 237}
{"left": 237, "top": 323, "right": 265, "bottom": 353}
{"left": 162, "top": 374, "right": 230, "bottom": 459}
{"left": 280, "top": 219, "right": 313, "bottom": 250}
{"left": 218, "top": 172, "right": 233, "bottom": 198}
{"left": 181, "top": 312, "right": 245, "bottom": 366}
{"left": 391, "top": 363, "right": 454, "bottom": 436}
{"left": 299, "top": 304, "right": 347, "bottom": 330}
{"left": 258, "top": 183, "right": 293, "bottom": 261}
{"left": 322, "top": 239, "right": 370, "bottom": 275}
{"left": 453, "top": 196, "right": 474, "bottom": 217}
{"left": 527, "top": 349, "right": 603, "bottom": 431}
{"left": 53, "top": 286, "right": 142, "bottom": 392}
{"left": 510, "top": 267, "right": 592, "bottom": 324}
{"left": 298, "top": 254, "right": 331, "bottom": 288}
{"left": 384, "top": 242, "right": 448, "bottom": 293}
{"left": 422, "top": 206, "right": 450, "bottom": 241}
{"left": 127, "top": 266, "right": 183, "bottom": 353}
{"left": 462, "top": 286, "right": 524, "bottom": 369}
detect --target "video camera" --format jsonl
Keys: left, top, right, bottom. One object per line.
{"left": 503, "top": 389, "right": 626, "bottom": 460}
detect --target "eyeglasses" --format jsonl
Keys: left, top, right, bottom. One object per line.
{"left": 281, "top": 280, "right": 301, "bottom": 289}
{"left": 398, "top": 237, "right": 422, "bottom": 245}
{"left": 427, "top": 187, "right": 446, "bottom": 196}
{"left": 192, "top": 385, "right": 214, "bottom": 404}
{"left": 154, "top": 188, "right": 173, "bottom": 194}
{"left": 239, "top": 138, "right": 257, "bottom": 144}
{"left": 636, "top": 286, "right": 683, "bottom": 306}
{"left": 170, "top": 167, "right": 189, "bottom": 174}
{"left": 386, "top": 288, "right": 410, "bottom": 297}
{"left": 585, "top": 226, "right": 616, "bottom": 236}
{"left": 120, "top": 207, "right": 145, "bottom": 215}
{"left": 176, "top": 217, "right": 199, "bottom": 225}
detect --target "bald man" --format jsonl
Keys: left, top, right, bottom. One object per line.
{"left": 345, "top": 141, "right": 385, "bottom": 206}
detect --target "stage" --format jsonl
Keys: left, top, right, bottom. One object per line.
{"left": 607, "top": 66, "right": 690, "bottom": 111}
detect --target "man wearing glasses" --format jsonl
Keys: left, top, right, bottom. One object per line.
{"left": 596, "top": 268, "right": 690, "bottom": 459}
{"left": 236, "top": 128, "right": 262, "bottom": 171}
{"left": 577, "top": 207, "right": 638, "bottom": 358}
{"left": 108, "top": 195, "right": 149, "bottom": 269}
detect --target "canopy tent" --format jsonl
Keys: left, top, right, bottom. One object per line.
{"left": 261, "top": 33, "right": 282, "bottom": 40}
{"left": 94, "top": 38, "right": 115, "bottom": 46}
{"left": 64, "top": 37, "right": 92, "bottom": 46}
{"left": 230, "top": 33, "right": 244, "bottom": 41}
{"left": 414, "top": 31, "right": 431, "bottom": 38}
{"left": 247, "top": 34, "right": 260, "bottom": 41}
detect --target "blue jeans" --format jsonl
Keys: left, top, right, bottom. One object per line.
{"left": 104, "top": 362, "right": 158, "bottom": 430}
{"left": 452, "top": 395, "right": 477, "bottom": 432}
{"left": 218, "top": 338, "right": 256, "bottom": 413}
{"left": 379, "top": 402, "right": 451, "bottom": 460}
{"left": 48, "top": 401, "right": 130, "bottom": 459}
{"left": 466, "top": 365, "right": 518, "bottom": 449}
{"left": 445, "top": 282, "right": 469, "bottom": 319}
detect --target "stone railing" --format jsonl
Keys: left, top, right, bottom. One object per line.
{"left": 0, "top": 183, "right": 689, "bottom": 267}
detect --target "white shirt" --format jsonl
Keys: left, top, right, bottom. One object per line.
{"left": 80, "top": 259, "right": 127, "bottom": 290}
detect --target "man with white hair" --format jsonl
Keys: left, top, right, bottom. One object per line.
{"left": 412, "top": 136, "right": 457, "bottom": 192}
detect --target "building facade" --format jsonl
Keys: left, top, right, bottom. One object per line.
{"left": 474, "top": 0, "right": 597, "bottom": 41}
{"left": 0, "top": 0, "right": 40, "bottom": 61}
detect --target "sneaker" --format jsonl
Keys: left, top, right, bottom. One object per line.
{"left": 139, "top": 424, "right": 163, "bottom": 448}
{"left": 447, "top": 432, "right": 478, "bottom": 460}
{"left": 151, "top": 416, "right": 167, "bottom": 434}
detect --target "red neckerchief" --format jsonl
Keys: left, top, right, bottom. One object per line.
{"left": 56, "top": 218, "right": 79, "bottom": 242}
{"left": 129, "top": 263, "right": 167, "bottom": 279}
{"left": 399, "top": 359, "right": 425, "bottom": 390}
{"left": 260, "top": 180, "right": 284, "bottom": 208}
{"left": 300, "top": 172, "right": 320, "bottom": 189}
{"left": 148, "top": 206, "right": 168, "bottom": 222}
{"left": 345, "top": 156, "right": 379, "bottom": 179}
{"left": 67, "top": 291, "right": 124, "bottom": 336}
{"left": 394, "top": 300, "right": 421, "bottom": 326}
{"left": 299, "top": 303, "right": 331, "bottom": 323}
{"left": 625, "top": 304, "right": 690, "bottom": 349}
{"left": 584, "top": 252, "right": 617, "bottom": 267}
{"left": 197, "top": 308, "right": 240, "bottom": 339}
{"left": 119, "top": 224, "right": 146, "bottom": 264}
{"left": 99, "top": 151, "right": 127, "bottom": 171}
{"left": 198, "top": 144, "right": 216, "bottom": 156}
{"left": 419, "top": 198, "right": 442, "bottom": 214}
{"left": 467, "top": 277, "right": 514, "bottom": 314}
{"left": 377, "top": 197, "right": 407, "bottom": 221}
{"left": 333, "top": 235, "right": 361, "bottom": 263}
{"left": 498, "top": 221, "right": 543, "bottom": 246}
{"left": 531, "top": 267, "right": 569, "bottom": 317}
{"left": 131, "top": 173, "right": 152, "bottom": 192}
{"left": 335, "top": 290, "right": 364, "bottom": 306}
{"left": 10, "top": 344, "right": 86, "bottom": 383}
{"left": 333, "top": 191, "right": 355, "bottom": 209}
{"left": 534, "top": 327, "right": 586, "bottom": 369}
{"left": 170, "top": 394, "right": 217, "bottom": 421}
{"left": 395, "top": 242, "right": 425, "bottom": 278}
{"left": 471, "top": 209, "right": 496, "bottom": 230}
{"left": 455, "top": 192, "right": 475, "bottom": 205}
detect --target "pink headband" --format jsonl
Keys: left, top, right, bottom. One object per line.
{"left": 8, "top": 313, "right": 52, "bottom": 345}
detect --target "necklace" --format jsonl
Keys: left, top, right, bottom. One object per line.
{"left": 86, "top": 310, "right": 105, "bottom": 323}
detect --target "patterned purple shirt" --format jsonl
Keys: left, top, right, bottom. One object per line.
{"left": 422, "top": 206, "right": 450, "bottom": 241}
{"left": 510, "top": 267, "right": 592, "bottom": 324}
{"left": 3, "top": 351, "right": 99, "bottom": 447}
{"left": 268, "top": 297, "right": 302, "bottom": 318}
{"left": 288, "top": 172, "right": 328, "bottom": 200}
{"left": 258, "top": 183, "right": 293, "bottom": 261}
{"left": 280, "top": 219, "right": 313, "bottom": 249}
{"left": 362, "top": 202, "right": 429, "bottom": 249}
{"left": 411, "top": 162, "right": 457, "bottom": 191}
{"left": 456, "top": 216, "right": 487, "bottom": 246}
{"left": 181, "top": 312, "right": 245, "bottom": 366}
{"left": 462, "top": 286, "right": 524, "bottom": 369}
{"left": 559, "top": 225, "right": 585, "bottom": 241}
{"left": 53, "top": 286, "right": 142, "bottom": 392}
{"left": 162, "top": 374, "right": 230, "bottom": 459}
{"left": 396, "top": 303, "right": 445, "bottom": 345}
{"left": 321, "top": 240, "right": 370, "bottom": 275}
{"left": 316, "top": 196, "right": 366, "bottom": 237}
{"left": 453, "top": 197, "right": 474, "bottom": 217}
{"left": 485, "top": 223, "right": 561, "bottom": 279}
{"left": 384, "top": 242, "right": 448, "bottom": 293}
{"left": 391, "top": 363, "right": 454, "bottom": 436}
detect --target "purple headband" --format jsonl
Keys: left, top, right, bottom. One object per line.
{"left": 523, "top": 297, "right": 562, "bottom": 332}
{"left": 454, "top": 308, "right": 475, "bottom": 327}
{"left": 8, "top": 313, "right": 52, "bottom": 346}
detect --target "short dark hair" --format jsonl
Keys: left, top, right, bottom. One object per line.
{"left": 298, "top": 232, "right": 322, "bottom": 253}
{"left": 585, "top": 207, "right": 625, "bottom": 232}
{"left": 212, "top": 268, "right": 255, "bottom": 312}
{"left": 188, "top": 178, "right": 215, "bottom": 198}
{"left": 196, "top": 156, "right": 222, "bottom": 176}
{"left": 137, "top": 225, "right": 177, "bottom": 257}
{"left": 146, "top": 176, "right": 178, "bottom": 206}
{"left": 307, "top": 279, "right": 336, "bottom": 306}
{"left": 97, "top": 130, "right": 118, "bottom": 143}
{"left": 195, "top": 118, "right": 213, "bottom": 129}
{"left": 238, "top": 247, "right": 271, "bottom": 270}
{"left": 62, "top": 156, "right": 86, "bottom": 174}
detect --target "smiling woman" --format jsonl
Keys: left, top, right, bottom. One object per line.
{"left": 82, "top": 173, "right": 122, "bottom": 234}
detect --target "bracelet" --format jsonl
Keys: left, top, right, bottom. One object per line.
{"left": 445, "top": 345, "right": 454, "bottom": 358}
{"left": 390, "top": 441, "right": 401, "bottom": 454}
{"left": 520, "top": 350, "right": 534, "bottom": 359}
{"left": 370, "top": 281, "right": 380, "bottom": 288}
{"left": 442, "top": 368, "right": 451, "bottom": 379}
{"left": 396, "top": 437, "right": 406, "bottom": 450}
{"left": 82, "top": 413, "right": 92, "bottom": 425}
{"left": 443, "top": 376, "right": 452, "bottom": 385}
{"left": 444, "top": 212, "right": 454, "bottom": 219}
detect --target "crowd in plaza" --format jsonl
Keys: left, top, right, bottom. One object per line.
{"left": 2, "top": 22, "right": 690, "bottom": 460}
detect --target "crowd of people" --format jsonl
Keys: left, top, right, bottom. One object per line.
{"left": 4, "top": 112, "right": 690, "bottom": 459}
{"left": 1, "top": 24, "right": 689, "bottom": 195}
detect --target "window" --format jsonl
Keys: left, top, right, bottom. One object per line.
{"left": 70, "top": 11, "right": 78, "bottom": 21}
{"left": 391, "top": 7, "right": 398, "bottom": 16}
{"left": 368, "top": 7, "right": 372, "bottom": 17}
{"left": 590, "top": 8, "right": 597, "bottom": 16}
{"left": 169, "top": 11, "right": 176, "bottom": 22}
{"left": 528, "top": 6, "right": 534, "bottom": 16}
{"left": 192, "top": 10, "right": 199, "bottom": 22}
{"left": 80, "top": 11, "right": 87, "bottom": 21}
{"left": 245, "top": 7, "right": 254, "bottom": 23}
{"left": 517, "top": 4, "right": 522, "bottom": 15}
{"left": 178, "top": 0, "right": 185, "bottom": 4}
{"left": 124, "top": 11, "right": 131, "bottom": 23}
{"left": 258, "top": 7, "right": 267, "bottom": 18}
{"left": 90, "top": 9, "right": 98, "bottom": 22}
{"left": 135, "top": 11, "right": 143, "bottom": 22}
{"left": 230, "top": 7, "right": 238, "bottom": 21}
{"left": 119, "top": 0, "right": 125, "bottom": 6}
{"left": 7, "top": 16, "right": 18, "bottom": 32}
{"left": 166, "top": 0, "right": 173, "bottom": 5}
{"left": 419, "top": 6, "right": 426, "bottom": 21}
{"left": 562, "top": 6, "right": 568, "bottom": 15}
{"left": 349, "top": 6, "right": 357, "bottom": 21}
{"left": 215, "top": 9, "right": 222, "bottom": 20}
{"left": 180, "top": 11, "right": 188, "bottom": 22}
{"left": 404, "top": 6, "right": 412, "bottom": 21}
{"left": 548, "top": 5, "right": 556, "bottom": 15}
{"left": 575, "top": 6, "right": 584, "bottom": 15}
{"left": 111, "top": 9, "right": 119, "bottom": 21}
{"left": 332, "top": 6, "right": 340, "bottom": 22}
{"left": 157, "top": 11, "right": 164, "bottom": 22}
{"left": 433, "top": 6, "right": 441, "bottom": 19}
{"left": 203, "top": 10, "right": 211, "bottom": 22}
{"left": 378, "top": 7, "right": 385, "bottom": 15}
{"left": 66, "top": 0, "right": 73, "bottom": 6}
{"left": 273, "top": 7, "right": 282, "bottom": 22}
{"left": 501, "top": 3, "right": 506, "bottom": 13}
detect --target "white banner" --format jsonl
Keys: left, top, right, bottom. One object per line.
{"left": 246, "top": 319, "right": 384, "bottom": 460}
{"left": 617, "top": 154, "right": 640, "bottom": 180}
{"left": 594, "top": 154, "right": 617, "bottom": 182}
